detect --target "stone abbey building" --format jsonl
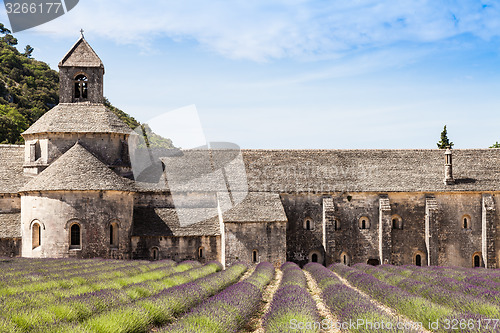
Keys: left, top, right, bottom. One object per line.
{"left": 0, "top": 37, "right": 498, "bottom": 269}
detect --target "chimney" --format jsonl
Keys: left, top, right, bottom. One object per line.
{"left": 444, "top": 148, "right": 454, "bottom": 185}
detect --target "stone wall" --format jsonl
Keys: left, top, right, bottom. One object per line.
{"left": 388, "top": 193, "right": 427, "bottom": 266}
{"left": 0, "top": 194, "right": 20, "bottom": 213}
{"left": 134, "top": 192, "right": 216, "bottom": 209}
{"left": 23, "top": 133, "right": 130, "bottom": 175}
{"left": 0, "top": 238, "right": 21, "bottom": 257}
{"left": 433, "top": 192, "right": 483, "bottom": 267}
{"left": 282, "top": 191, "right": 494, "bottom": 268}
{"left": 20, "top": 190, "right": 134, "bottom": 258}
{"left": 281, "top": 194, "right": 325, "bottom": 266}
{"left": 131, "top": 235, "right": 220, "bottom": 262}
{"left": 224, "top": 221, "right": 286, "bottom": 267}
{"left": 59, "top": 67, "right": 104, "bottom": 104}
{"left": 327, "top": 193, "right": 381, "bottom": 265}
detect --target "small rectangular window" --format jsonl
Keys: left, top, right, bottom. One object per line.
{"left": 30, "top": 141, "right": 41, "bottom": 162}
{"left": 110, "top": 223, "right": 119, "bottom": 248}
{"left": 29, "top": 143, "right": 36, "bottom": 162}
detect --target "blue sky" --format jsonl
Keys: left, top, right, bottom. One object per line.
{"left": 2, "top": 0, "right": 500, "bottom": 149}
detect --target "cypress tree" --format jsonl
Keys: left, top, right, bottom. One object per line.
{"left": 437, "top": 125, "right": 454, "bottom": 149}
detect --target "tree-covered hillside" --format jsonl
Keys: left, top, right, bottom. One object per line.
{"left": 0, "top": 24, "right": 174, "bottom": 148}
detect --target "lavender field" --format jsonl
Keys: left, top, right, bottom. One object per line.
{"left": 0, "top": 258, "right": 498, "bottom": 332}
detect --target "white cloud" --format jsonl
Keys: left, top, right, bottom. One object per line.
{"left": 22, "top": 0, "right": 500, "bottom": 61}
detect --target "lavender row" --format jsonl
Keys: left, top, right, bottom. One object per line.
{"left": 5, "top": 261, "right": 218, "bottom": 332}
{"left": 0, "top": 258, "right": 132, "bottom": 281}
{"left": 0, "top": 260, "right": 180, "bottom": 297}
{"left": 305, "top": 263, "right": 404, "bottom": 332}
{"left": 403, "top": 265, "right": 500, "bottom": 292}
{"left": 376, "top": 264, "right": 500, "bottom": 305}
{"left": 331, "top": 264, "right": 498, "bottom": 332}
{"left": 264, "top": 262, "right": 320, "bottom": 333}
{"left": 355, "top": 264, "right": 500, "bottom": 319}
{"left": 67, "top": 262, "right": 249, "bottom": 333}
{"left": 0, "top": 261, "right": 196, "bottom": 314}
{"left": 164, "top": 261, "right": 275, "bottom": 333}
{"left": 396, "top": 265, "right": 500, "bottom": 284}
{"left": 0, "top": 259, "right": 172, "bottom": 291}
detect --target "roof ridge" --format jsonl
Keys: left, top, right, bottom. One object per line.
{"left": 20, "top": 142, "right": 133, "bottom": 192}
{"left": 22, "top": 103, "right": 134, "bottom": 136}
{"left": 58, "top": 36, "right": 104, "bottom": 69}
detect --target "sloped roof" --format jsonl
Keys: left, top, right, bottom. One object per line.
{"left": 222, "top": 192, "right": 287, "bottom": 222}
{"left": 159, "top": 150, "right": 229, "bottom": 192}
{"left": 21, "top": 143, "right": 134, "bottom": 192}
{"left": 147, "top": 149, "right": 500, "bottom": 193}
{"left": 240, "top": 149, "right": 500, "bottom": 192}
{"left": 132, "top": 207, "right": 220, "bottom": 237}
{"left": 0, "top": 145, "right": 30, "bottom": 194}
{"left": 22, "top": 103, "right": 134, "bottom": 135}
{"left": 0, "top": 213, "right": 21, "bottom": 238}
{"left": 59, "top": 37, "right": 104, "bottom": 68}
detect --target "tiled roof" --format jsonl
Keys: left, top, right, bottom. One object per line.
{"left": 222, "top": 192, "right": 287, "bottom": 222}
{"left": 22, "top": 103, "right": 134, "bottom": 135}
{"left": 132, "top": 207, "right": 220, "bottom": 237}
{"left": 240, "top": 149, "right": 500, "bottom": 193}
{"left": 21, "top": 143, "right": 134, "bottom": 192}
{"left": 0, "top": 213, "right": 21, "bottom": 238}
{"left": 159, "top": 150, "right": 229, "bottom": 192}
{"left": 148, "top": 148, "right": 500, "bottom": 193}
{"left": 0, "top": 145, "right": 30, "bottom": 194}
{"left": 59, "top": 37, "right": 104, "bottom": 68}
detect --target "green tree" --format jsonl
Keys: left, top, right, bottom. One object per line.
{"left": 437, "top": 125, "right": 454, "bottom": 149}
{"left": 2, "top": 34, "right": 18, "bottom": 46}
{"left": 490, "top": 142, "right": 500, "bottom": 148}
{"left": 23, "top": 45, "right": 34, "bottom": 58}
{"left": 0, "top": 105, "right": 28, "bottom": 143}
{"left": 0, "top": 23, "right": 10, "bottom": 35}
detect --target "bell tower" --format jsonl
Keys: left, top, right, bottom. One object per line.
{"left": 22, "top": 33, "right": 135, "bottom": 176}
{"left": 58, "top": 32, "right": 104, "bottom": 104}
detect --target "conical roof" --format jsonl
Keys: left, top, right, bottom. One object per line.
{"left": 22, "top": 103, "right": 134, "bottom": 135}
{"left": 59, "top": 36, "right": 104, "bottom": 68}
{"left": 21, "top": 143, "right": 134, "bottom": 192}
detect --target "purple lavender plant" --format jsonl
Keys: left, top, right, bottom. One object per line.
{"left": 264, "top": 262, "right": 320, "bottom": 333}
{"left": 163, "top": 262, "right": 274, "bottom": 333}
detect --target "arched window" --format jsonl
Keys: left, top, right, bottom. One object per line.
{"left": 392, "top": 215, "right": 403, "bottom": 230}
{"left": 415, "top": 254, "right": 422, "bottom": 266}
{"left": 303, "top": 218, "right": 313, "bottom": 230}
{"left": 110, "top": 222, "right": 119, "bottom": 248}
{"left": 359, "top": 216, "right": 370, "bottom": 229}
{"left": 32, "top": 222, "right": 41, "bottom": 249}
{"left": 252, "top": 250, "right": 258, "bottom": 263}
{"left": 74, "top": 74, "right": 88, "bottom": 99}
{"left": 309, "top": 251, "right": 321, "bottom": 263}
{"left": 473, "top": 252, "right": 482, "bottom": 268}
{"left": 198, "top": 246, "right": 204, "bottom": 259}
{"left": 340, "top": 252, "right": 350, "bottom": 266}
{"left": 413, "top": 251, "right": 426, "bottom": 266}
{"left": 151, "top": 247, "right": 159, "bottom": 261}
{"left": 367, "top": 258, "right": 380, "bottom": 266}
{"left": 70, "top": 223, "right": 81, "bottom": 249}
{"left": 462, "top": 215, "right": 471, "bottom": 230}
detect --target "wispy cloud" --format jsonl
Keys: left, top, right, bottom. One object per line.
{"left": 29, "top": 0, "right": 500, "bottom": 61}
